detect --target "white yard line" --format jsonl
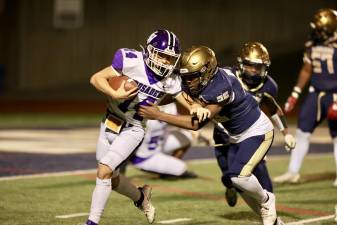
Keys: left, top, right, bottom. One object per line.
{"left": 285, "top": 214, "right": 335, "bottom": 225}
{"left": 55, "top": 212, "right": 89, "bottom": 219}
{"left": 0, "top": 169, "right": 96, "bottom": 181}
{"left": 157, "top": 218, "right": 192, "bottom": 224}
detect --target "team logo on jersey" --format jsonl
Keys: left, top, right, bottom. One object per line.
{"left": 216, "top": 91, "right": 230, "bottom": 102}
{"left": 135, "top": 81, "right": 165, "bottom": 99}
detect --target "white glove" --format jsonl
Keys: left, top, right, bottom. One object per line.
{"left": 284, "top": 133, "right": 296, "bottom": 151}
{"left": 190, "top": 107, "right": 211, "bottom": 122}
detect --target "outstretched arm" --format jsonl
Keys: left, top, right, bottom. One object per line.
{"left": 138, "top": 102, "right": 222, "bottom": 130}
{"left": 174, "top": 92, "right": 211, "bottom": 122}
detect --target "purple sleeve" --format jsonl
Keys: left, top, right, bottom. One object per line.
{"left": 111, "top": 49, "right": 123, "bottom": 71}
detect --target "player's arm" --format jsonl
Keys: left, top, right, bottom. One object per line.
{"left": 174, "top": 92, "right": 211, "bottom": 122}
{"left": 138, "top": 102, "right": 222, "bottom": 130}
{"left": 262, "top": 93, "right": 296, "bottom": 151}
{"left": 90, "top": 66, "right": 137, "bottom": 100}
{"left": 284, "top": 62, "right": 312, "bottom": 113}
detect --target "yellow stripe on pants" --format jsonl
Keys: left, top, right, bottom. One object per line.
{"left": 240, "top": 130, "right": 274, "bottom": 177}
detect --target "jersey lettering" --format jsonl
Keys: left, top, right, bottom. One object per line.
{"left": 311, "top": 46, "right": 335, "bottom": 74}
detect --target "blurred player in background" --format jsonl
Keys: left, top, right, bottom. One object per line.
{"left": 139, "top": 46, "right": 284, "bottom": 225}
{"left": 274, "top": 9, "right": 337, "bottom": 186}
{"left": 85, "top": 30, "right": 209, "bottom": 225}
{"left": 214, "top": 42, "right": 296, "bottom": 207}
{"left": 129, "top": 103, "right": 198, "bottom": 179}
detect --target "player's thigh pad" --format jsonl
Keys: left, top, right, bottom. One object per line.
{"left": 99, "top": 125, "right": 145, "bottom": 171}
{"left": 134, "top": 152, "right": 186, "bottom": 176}
{"left": 227, "top": 130, "right": 274, "bottom": 177}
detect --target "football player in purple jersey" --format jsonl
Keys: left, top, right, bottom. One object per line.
{"left": 274, "top": 9, "right": 337, "bottom": 187}
{"left": 84, "top": 30, "right": 209, "bottom": 225}
{"left": 214, "top": 42, "right": 296, "bottom": 207}
{"left": 139, "top": 46, "right": 284, "bottom": 225}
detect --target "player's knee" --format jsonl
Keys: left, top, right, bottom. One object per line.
{"left": 97, "top": 163, "right": 113, "bottom": 179}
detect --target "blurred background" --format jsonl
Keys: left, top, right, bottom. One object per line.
{"left": 0, "top": 0, "right": 335, "bottom": 159}
{"left": 0, "top": 0, "right": 336, "bottom": 114}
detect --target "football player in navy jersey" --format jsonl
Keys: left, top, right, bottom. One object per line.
{"left": 274, "top": 9, "right": 337, "bottom": 187}
{"left": 214, "top": 42, "right": 296, "bottom": 207}
{"left": 139, "top": 46, "right": 284, "bottom": 225}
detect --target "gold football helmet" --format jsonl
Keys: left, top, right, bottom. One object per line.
{"left": 310, "top": 8, "right": 337, "bottom": 43}
{"left": 237, "top": 42, "right": 270, "bottom": 91}
{"left": 179, "top": 46, "right": 217, "bottom": 96}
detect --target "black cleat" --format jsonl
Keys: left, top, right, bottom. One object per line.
{"left": 225, "top": 187, "right": 237, "bottom": 207}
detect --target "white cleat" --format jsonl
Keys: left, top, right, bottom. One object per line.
{"left": 260, "top": 192, "right": 277, "bottom": 225}
{"left": 333, "top": 178, "right": 337, "bottom": 188}
{"left": 273, "top": 172, "right": 300, "bottom": 184}
{"left": 137, "top": 185, "right": 156, "bottom": 224}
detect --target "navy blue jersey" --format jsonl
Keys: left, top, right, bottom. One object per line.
{"left": 227, "top": 66, "right": 279, "bottom": 104}
{"left": 199, "top": 68, "right": 261, "bottom": 134}
{"left": 304, "top": 40, "right": 337, "bottom": 92}
{"left": 252, "top": 75, "right": 278, "bottom": 100}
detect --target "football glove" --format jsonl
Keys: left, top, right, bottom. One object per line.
{"left": 284, "top": 133, "right": 296, "bottom": 151}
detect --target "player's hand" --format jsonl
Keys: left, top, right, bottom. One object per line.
{"left": 112, "top": 80, "right": 138, "bottom": 100}
{"left": 284, "top": 96, "right": 297, "bottom": 113}
{"left": 138, "top": 101, "right": 160, "bottom": 120}
{"left": 284, "top": 133, "right": 296, "bottom": 151}
{"left": 190, "top": 105, "right": 211, "bottom": 122}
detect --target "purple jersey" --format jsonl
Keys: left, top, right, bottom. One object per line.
{"left": 199, "top": 68, "right": 261, "bottom": 135}
{"left": 304, "top": 40, "right": 337, "bottom": 92}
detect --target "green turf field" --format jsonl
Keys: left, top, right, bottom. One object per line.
{"left": 0, "top": 154, "right": 336, "bottom": 225}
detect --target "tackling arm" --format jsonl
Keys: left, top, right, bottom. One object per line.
{"left": 138, "top": 102, "right": 222, "bottom": 131}
{"left": 175, "top": 92, "right": 211, "bottom": 122}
